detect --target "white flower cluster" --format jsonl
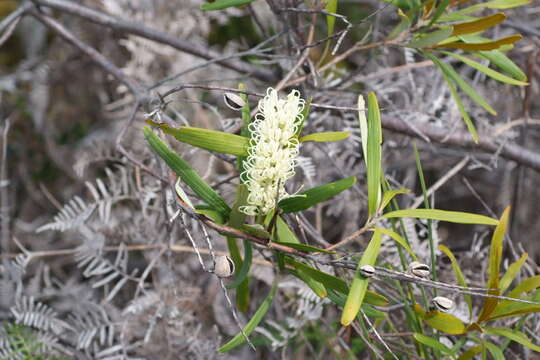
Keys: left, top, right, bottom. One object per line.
{"left": 240, "top": 88, "right": 305, "bottom": 216}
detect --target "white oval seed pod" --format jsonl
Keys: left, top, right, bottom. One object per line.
{"left": 223, "top": 93, "right": 245, "bottom": 111}
{"left": 213, "top": 255, "right": 235, "bottom": 278}
{"left": 409, "top": 261, "right": 431, "bottom": 277}
{"left": 359, "top": 265, "right": 375, "bottom": 278}
{"left": 433, "top": 296, "right": 454, "bottom": 312}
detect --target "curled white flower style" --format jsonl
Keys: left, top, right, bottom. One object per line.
{"left": 240, "top": 88, "right": 305, "bottom": 216}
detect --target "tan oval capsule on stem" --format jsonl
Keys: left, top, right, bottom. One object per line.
{"left": 223, "top": 93, "right": 245, "bottom": 111}
{"left": 433, "top": 296, "right": 454, "bottom": 312}
{"left": 359, "top": 264, "right": 375, "bottom": 278}
{"left": 409, "top": 261, "right": 431, "bottom": 278}
{"left": 213, "top": 255, "right": 235, "bottom": 278}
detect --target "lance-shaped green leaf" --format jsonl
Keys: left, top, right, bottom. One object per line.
{"left": 451, "top": 13, "right": 506, "bottom": 36}
{"left": 458, "top": 345, "right": 483, "bottom": 360}
{"left": 425, "top": 52, "right": 479, "bottom": 141}
{"left": 289, "top": 268, "right": 327, "bottom": 298}
{"left": 366, "top": 93, "right": 382, "bottom": 216}
{"left": 485, "top": 327, "right": 540, "bottom": 352}
{"left": 477, "top": 207, "right": 510, "bottom": 322}
{"left": 485, "top": 342, "right": 505, "bottom": 360}
{"left": 379, "top": 188, "right": 410, "bottom": 212}
{"left": 299, "top": 131, "right": 350, "bottom": 143}
{"left": 278, "top": 176, "right": 356, "bottom": 213}
{"left": 218, "top": 281, "right": 277, "bottom": 352}
{"left": 406, "top": 27, "right": 453, "bottom": 48}
{"left": 376, "top": 227, "right": 416, "bottom": 259}
{"left": 325, "top": 0, "right": 338, "bottom": 38}
{"left": 474, "top": 50, "right": 527, "bottom": 81}
{"left": 413, "top": 333, "right": 453, "bottom": 354}
{"left": 424, "top": 52, "right": 496, "bottom": 115}
{"left": 286, "top": 257, "right": 389, "bottom": 306}
{"left": 427, "top": 0, "right": 451, "bottom": 26}
{"left": 440, "top": 244, "right": 472, "bottom": 316}
{"left": 440, "top": 51, "right": 528, "bottom": 85}
{"left": 506, "top": 275, "right": 540, "bottom": 299}
{"left": 147, "top": 121, "right": 249, "bottom": 156}
{"left": 144, "top": 127, "right": 231, "bottom": 216}
{"left": 414, "top": 304, "right": 466, "bottom": 335}
{"left": 341, "top": 229, "right": 383, "bottom": 326}
{"left": 383, "top": 208, "right": 498, "bottom": 225}
{"left": 499, "top": 253, "right": 528, "bottom": 293}
{"left": 489, "top": 289, "right": 540, "bottom": 320}
{"left": 201, "top": 0, "right": 256, "bottom": 11}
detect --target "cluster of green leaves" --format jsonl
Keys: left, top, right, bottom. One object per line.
{"left": 144, "top": 84, "right": 358, "bottom": 352}
{"left": 386, "top": 0, "right": 529, "bottom": 142}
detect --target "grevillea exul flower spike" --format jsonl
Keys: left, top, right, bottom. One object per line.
{"left": 239, "top": 88, "right": 305, "bottom": 216}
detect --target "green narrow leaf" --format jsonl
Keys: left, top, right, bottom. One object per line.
{"left": 506, "top": 275, "right": 540, "bottom": 299}
{"left": 275, "top": 216, "right": 300, "bottom": 244}
{"left": 299, "top": 131, "right": 350, "bottom": 143}
{"left": 485, "top": 342, "right": 505, "bottom": 360}
{"left": 226, "top": 241, "right": 252, "bottom": 290}
{"left": 379, "top": 188, "right": 410, "bottom": 213}
{"left": 366, "top": 93, "right": 382, "bottom": 217}
{"left": 289, "top": 268, "right": 327, "bottom": 298}
{"left": 451, "top": 13, "right": 506, "bottom": 36}
{"left": 143, "top": 127, "right": 231, "bottom": 216}
{"left": 485, "top": 327, "right": 540, "bottom": 352}
{"left": 474, "top": 50, "right": 527, "bottom": 81}
{"left": 439, "top": 244, "right": 472, "bottom": 316}
{"left": 406, "top": 27, "right": 453, "bottom": 48}
{"left": 440, "top": 51, "right": 528, "bottom": 85}
{"left": 325, "top": 0, "right": 338, "bottom": 37}
{"left": 424, "top": 52, "right": 497, "bottom": 115}
{"left": 201, "top": 0, "right": 256, "bottom": 11}
{"left": 357, "top": 94, "right": 368, "bottom": 166}
{"left": 341, "top": 229, "right": 383, "bottom": 326}
{"left": 218, "top": 281, "right": 277, "bottom": 352}
{"left": 388, "top": 8, "right": 412, "bottom": 40}
{"left": 413, "top": 333, "right": 453, "bottom": 354}
{"left": 376, "top": 227, "right": 416, "bottom": 258}
{"left": 478, "top": 206, "right": 510, "bottom": 322}
{"left": 499, "top": 253, "right": 528, "bottom": 293}
{"left": 147, "top": 121, "right": 249, "bottom": 156}
{"left": 414, "top": 304, "right": 466, "bottom": 334}
{"left": 427, "top": 0, "right": 451, "bottom": 26}
{"left": 458, "top": 345, "right": 483, "bottom": 360}
{"left": 438, "top": 0, "right": 530, "bottom": 21}
{"left": 383, "top": 208, "right": 499, "bottom": 225}
{"left": 278, "top": 176, "right": 356, "bottom": 213}
{"left": 425, "top": 52, "right": 479, "bottom": 141}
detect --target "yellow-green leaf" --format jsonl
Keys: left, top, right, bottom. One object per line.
{"left": 366, "top": 93, "right": 382, "bottom": 217}
{"left": 376, "top": 227, "right": 416, "bottom": 259}
{"left": 406, "top": 27, "right": 453, "bottom": 48}
{"left": 485, "top": 327, "right": 540, "bottom": 352}
{"left": 485, "top": 342, "right": 505, "bottom": 360}
{"left": 299, "top": 131, "right": 350, "bottom": 143}
{"left": 451, "top": 13, "right": 506, "bottom": 36}
{"left": 438, "top": 0, "right": 530, "bottom": 21}
{"left": 218, "top": 281, "right": 277, "bottom": 352}
{"left": 414, "top": 304, "right": 466, "bottom": 334}
{"left": 477, "top": 206, "right": 510, "bottom": 322}
{"left": 440, "top": 51, "right": 528, "bottom": 85}
{"left": 383, "top": 208, "right": 499, "bottom": 225}
{"left": 289, "top": 268, "right": 327, "bottom": 298}
{"left": 474, "top": 50, "right": 527, "bottom": 81}
{"left": 379, "top": 188, "right": 410, "bottom": 212}
{"left": 413, "top": 333, "right": 453, "bottom": 354}
{"left": 458, "top": 345, "right": 483, "bottom": 360}
{"left": 147, "top": 121, "right": 249, "bottom": 156}
{"left": 341, "top": 229, "right": 383, "bottom": 326}
{"left": 439, "top": 244, "right": 472, "bottom": 316}
{"left": 499, "top": 253, "right": 528, "bottom": 293}
{"left": 507, "top": 275, "right": 540, "bottom": 299}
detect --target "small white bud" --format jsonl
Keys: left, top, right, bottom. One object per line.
{"left": 359, "top": 265, "right": 375, "bottom": 278}
{"left": 433, "top": 296, "right": 454, "bottom": 312}
{"left": 213, "top": 255, "right": 235, "bottom": 278}
{"left": 223, "top": 93, "right": 245, "bottom": 111}
{"left": 409, "top": 261, "right": 431, "bottom": 278}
